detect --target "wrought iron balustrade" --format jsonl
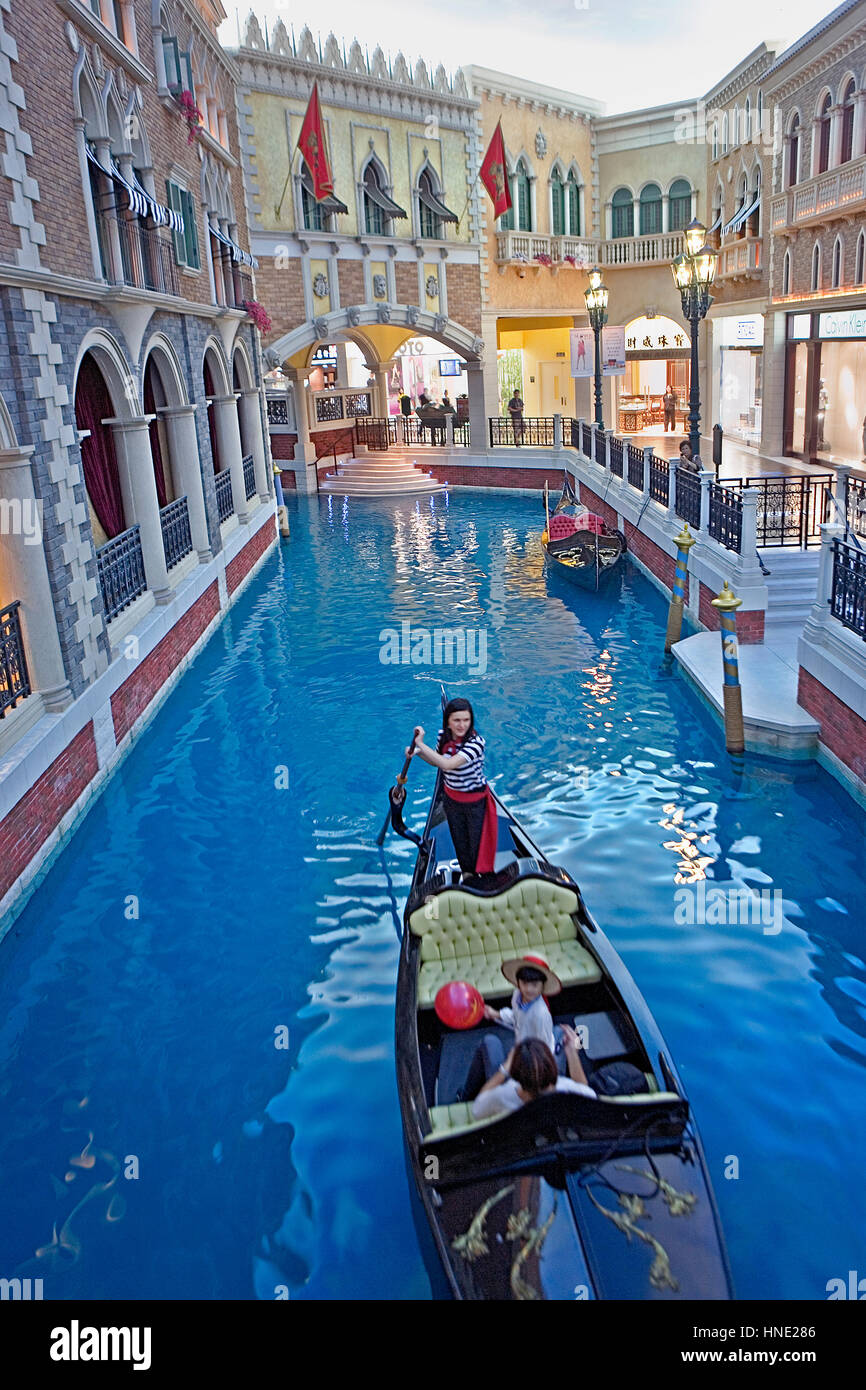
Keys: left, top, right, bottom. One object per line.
{"left": 96, "top": 525, "right": 147, "bottom": 622}
{"left": 674, "top": 466, "right": 701, "bottom": 529}
{"left": 708, "top": 482, "right": 743, "bottom": 553}
{"left": 242, "top": 453, "right": 256, "bottom": 500}
{"left": 0, "top": 600, "right": 31, "bottom": 718}
{"left": 626, "top": 442, "right": 644, "bottom": 490}
{"left": 846, "top": 476, "right": 866, "bottom": 538}
{"left": 160, "top": 496, "right": 193, "bottom": 570}
{"left": 608, "top": 435, "right": 623, "bottom": 477}
{"left": 266, "top": 396, "right": 289, "bottom": 426}
{"left": 110, "top": 216, "right": 179, "bottom": 296}
{"left": 488, "top": 417, "right": 555, "bottom": 447}
{"left": 649, "top": 455, "right": 669, "bottom": 506}
{"left": 214, "top": 468, "right": 235, "bottom": 523}
{"left": 739, "top": 474, "right": 833, "bottom": 549}
{"left": 355, "top": 417, "right": 397, "bottom": 450}
{"left": 315, "top": 394, "right": 345, "bottom": 423}
{"left": 830, "top": 538, "right": 866, "bottom": 638}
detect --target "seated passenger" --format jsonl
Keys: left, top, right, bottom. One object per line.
{"left": 483, "top": 956, "right": 560, "bottom": 1050}
{"left": 471, "top": 1034, "right": 596, "bottom": 1120}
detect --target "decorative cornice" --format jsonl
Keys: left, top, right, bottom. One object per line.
{"left": 766, "top": 24, "right": 866, "bottom": 102}
{"left": 54, "top": 0, "right": 152, "bottom": 84}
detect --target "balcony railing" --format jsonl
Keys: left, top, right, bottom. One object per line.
{"left": 771, "top": 154, "right": 866, "bottom": 230}
{"left": 729, "top": 474, "right": 833, "bottom": 549}
{"left": 97, "top": 525, "right": 147, "bottom": 622}
{"left": 0, "top": 600, "right": 31, "bottom": 718}
{"left": 674, "top": 467, "right": 701, "bottom": 529}
{"left": 708, "top": 482, "right": 744, "bottom": 553}
{"left": 830, "top": 537, "right": 866, "bottom": 639}
{"left": 266, "top": 396, "right": 290, "bottom": 426}
{"left": 109, "top": 216, "right": 180, "bottom": 296}
{"left": 312, "top": 389, "right": 373, "bottom": 426}
{"left": 160, "top": 496, "right": 193, "bottom": 570}
{"left": 717, "top": 236, "right": 762, "bottom": 281}
{"left": 242, "top": 453, "right": 256, "bottom": 500}
{"left": 649, "top": 454, "right": 670, "bottom": 506}
{"left": 353, "top": 416, "right": 470, "bottom": 449}
{"left": 489, "top": 417, "right": 555, "bottom": 447}
{"left": 600, "top": 230, "right": 685, "bottom": 267}
{"left": 626, "top": 442, "right": 644, "bottom": 490}
{"left": 495, "top": 229, "right": 685, "bottom": 269}
{"left": 214, "top": 469, "right": 234, "bottom": 524}
{"left": 608, "top": 434, "right": 623, "bottom": 477}
{"left": 846, "top": 476, "right": 866, "bottom": 538}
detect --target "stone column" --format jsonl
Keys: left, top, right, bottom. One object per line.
{"left": 211, "top": 393, "right": 249, "bottom": 523}
{"left": 445, "top": 412, "right": 454, "bottom": 447}
{"left": 371, "top": 365, "right": 390, "bottom": 418}
{"left": 698, "top": 467, "right": 714, "bottom": 534}
{"left": 853, "top": 93, "right": 866, "bottom": 160}
{"left": 0, "top": 447, "right": 72, "bottom": 710}
{"left": 806, "top": 523, "right": 844, "bottom": 633}
{"left": 466, "top": 361, "right": 488, "bottom": 453}
{"left": 239, "top": 389, "right": 271, "bottom": 501}
{"left": 334, "top": 343, "right": 350, "bottom": 388}
{"left": 833, "top": 463, "right": 850, "bottom": 525}
{"left": 829, "top": 105, "right": 844, "bottom": 169}
{"left": 105, "top": 415, "right": 171, "bottom": 603}
{"left": 553, "top": 413, "right": 563, "bottom": 450}
{"left": 94, "top": 138, "right": 122, "bottom": 280}
{"left": 157, "top": 404, "right": 212, "bottom": 560}
{"left": 642, "top": 445, "right": 652, "bottom": 498}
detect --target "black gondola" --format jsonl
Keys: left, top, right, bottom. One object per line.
{"left": 542, "top": 475, "right": 626, "bottom": 591}
{"left": 395, "top": 776, "right": 734, "bottom": 1301}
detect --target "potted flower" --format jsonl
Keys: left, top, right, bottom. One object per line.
{"left": 176, "top": 89, "right": 203, "bottom": 144}
{"left": 243, "top": 300, "right": 272, "bottom": 334}
{"left": 563, "top": 254, "right": 577, "bottom": 266}
{"left": 534, "top": 252, "right": 553, "bottom": 267}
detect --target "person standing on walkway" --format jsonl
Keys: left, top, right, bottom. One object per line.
{"left": 663, "top": 385, "right": 678, "bottom": 432}
{"left": 399, "top": 391, "right": 411, "bottom": 416}
{"left": 508, "top": 390, "right": 525, "bottom": 446}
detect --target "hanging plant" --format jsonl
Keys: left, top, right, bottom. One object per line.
{"left": 534, "top": 252, "right": 553, "bottom": 267}
{"left": 563, "top": 254, "right": 577, "bottom": 266}
{"left": 243, "top": 300, "right": 272, "bottom": 334}
{"left": 175, "top": 90, "right": 203, "bottom": 144}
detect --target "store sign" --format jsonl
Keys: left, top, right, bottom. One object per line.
{"left": 789, "top": 314, "right": 811, "bottom": 340}
{"left": 718, "top": 315, "right": 764, "bottom": 347}
{"left": 570, "top": 328, "right": 595, "bottom": 378}
{"left": 819, "top": 310, "right": 866, "bottom": 340}
{"left": 624, "top": 315, "right": 687, "bottom": 352}
{"left": 601, "top": 325, "right": 626, "bottom": 377}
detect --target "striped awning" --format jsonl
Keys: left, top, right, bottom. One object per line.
{"left": 723, "top": 192, "right": 760, "bottom": 237}
{"left": 128, "top": 170, "right": 183, "bottom": 233}
{"left": 707, "top": 210, "right": 723, "bottom": 234}
{"left": 418, "top": 181, "right": 458, "bottom": 224}
{"left": 209, "top": 221, "right": 258, "bottom": 269}
{"left": 363, "top": 179, "right": 408, "bottom": 220}
{"left": 86, "top": 145, "right": 149, "bottom": 217}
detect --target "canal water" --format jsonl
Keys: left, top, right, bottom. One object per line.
{"left": 0, "top": 490, "right": 864, "bottom": 1300}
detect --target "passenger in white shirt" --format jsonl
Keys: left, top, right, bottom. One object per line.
{"left": 472, "top": 1031, "right": 596, "bottom": 1120}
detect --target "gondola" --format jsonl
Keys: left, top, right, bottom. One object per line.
{"left": 542, "top": 474, "right": 627, "bottom": 591}
{"left": 394, "top": 774, "right": 734, "bottom": 1301}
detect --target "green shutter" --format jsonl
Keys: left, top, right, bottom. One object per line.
{"left": 183, "top": 190, "right": 199, "bottom": 270}
{"left": 162, "top": 35, "right": 181, "bottom": 90}
{"left": 167, "top": 180, "right": 185, "bottom": 264}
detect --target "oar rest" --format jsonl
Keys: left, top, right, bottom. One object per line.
{"left": 408, "top": 879, "right": 602, "bottom": 1008}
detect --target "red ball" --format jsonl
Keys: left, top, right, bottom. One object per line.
{"left": 434, "top": 980, "right": 485, "bottom": 1030}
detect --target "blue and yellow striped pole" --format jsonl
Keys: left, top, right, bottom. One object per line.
{"left": 664, "top": 524, "right": 696, "bottom": 652}
{"left": 711, "top": 581, "right": 745, "bottom": 756}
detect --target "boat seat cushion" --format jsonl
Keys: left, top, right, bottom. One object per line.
{"left": 424, "top": 1103, "right": 504, "bottom": 1141}
{"left": 408, "top": 880, "right": 602, "bottom": 1007}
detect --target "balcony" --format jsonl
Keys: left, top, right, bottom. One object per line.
{"left": 771, "top": 155, "right": 866, "bottom": 231}
{"left": 214, "top": 469, "right": 234, "bottom": 525}
{"left": 110, "top": 216, "right": 180, "bottom": 297}
{"left": 599, "top": 231, "right": 685, "bottom": 268}
{"left": 242, "top": 453, "right": 256, "bottom": 501}
{"left": 716, "top": 236, "right": 763, "bottom": 282}
{"left": 312, "top": 389, "right": 374, "bottom": 427}
{"left": 159, "top": 496, "right": 193, "bottom": 571}
{"left": 0, "top": 600, "right": 31, "bottom": 718}
{"left": 96, "top": 526, "right": 147, "bottom": 623}
{"left": 495, "top": 231, "right": 598, "bottom": 272}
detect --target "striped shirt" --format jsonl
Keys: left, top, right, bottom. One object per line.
{"left": 439, "top": 730, "right": 486, "bottom": 792}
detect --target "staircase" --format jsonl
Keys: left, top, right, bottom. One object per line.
{"left": 760, "top": 549, "right": 820, "bottom": 645}
{"left": 319, "top": 453, "right": 446, "bottom": 496}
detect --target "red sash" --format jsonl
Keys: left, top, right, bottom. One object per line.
{"left": 443, "top": 784, "right": 498, "bottom": 873}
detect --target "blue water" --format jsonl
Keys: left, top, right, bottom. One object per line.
{"left": 0, "top": 489, "right": 864, "bottom": 1301}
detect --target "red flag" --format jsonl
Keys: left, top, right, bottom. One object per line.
{"left": 297, "top": 82, "right": 334, "bottom": 200}
{"left": 480, "top": 120, "right": 512, "bottom": 219}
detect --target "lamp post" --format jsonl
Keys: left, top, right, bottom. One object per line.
{"left": 671, "top": 219, "right": 717, "bottom": 462}
{"left": 584, "top": 266, "right": 609, "bottom": 430}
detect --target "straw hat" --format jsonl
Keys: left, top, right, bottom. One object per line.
{"left": 500, "top": 954, "right": 562, "bottom": 995}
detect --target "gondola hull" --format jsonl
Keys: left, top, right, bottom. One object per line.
{"left": 395, "top": 783, "right": 733, "bottom": 1301}
{"left": 542, "top": 528, "right": 627, "bottom": 591}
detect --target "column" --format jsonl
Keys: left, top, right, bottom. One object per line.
{"left": 806, "top": 523, "right": 844, "bottom": 633}
{"left": 239, "top": 389, "right": 271, "bottom": 502}
{"left": 642, "top": 445, "right": 652, "bottom": 498}
{"left": 466, "top": 360, "right": 488, "bottom": 453}
{"left": 106, "top": 415, "right": 171, "bottom": 603}
{"left": 0, "top": 448, "right": 72, "bottom": 710}
{"left": 553, "top": 413, "right": 563, "bottom": 450}
{"left": 829, "top": 106, "right": 844, "bottom": 169}
{"left": 334, "top": 343, "right": 350, "bottom": 388}
{"left": 698, "top": 467, "right": 714, "bottom": 534}
{"left": 75, "top": 119, "right": 103, "bottom": 282}
{"left": 211, "top": 393, "right": 249, "bottom": 524}
{"left": 368, "top": 364, "right": 390, "bottom": 418}
{"left": 662, "top": 192, "right": 670, "bottom": 233}
{"left": 833, "top": 463, "right": 850, "bottom": 525}
{"left": 287, "top": 367, "right": 316, "bottom": 465}
{"left": 157, "top": 405, "right": 212, "bottom": 561}
{"left": 853, "top": 93, "right": 866, "bottom": 160}
{"left": 94, "top": 137, "right": 122, "bottom": 280}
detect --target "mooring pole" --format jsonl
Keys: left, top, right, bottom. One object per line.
{"left": 664, "top": 523, "right": 696, "bottom": 652}
{"left": 711, "top": 581, "right": 745, "bottom": 756}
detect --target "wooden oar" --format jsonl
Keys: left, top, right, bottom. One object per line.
{"left": 376, "top": 731, "right": 420, "bottom": 846}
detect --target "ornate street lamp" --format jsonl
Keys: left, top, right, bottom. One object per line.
{"left": 584, "top": 266, "right": 609, "bottom": 430}
{"left": 671, "top": 221, "right": 717, "bottom": 461}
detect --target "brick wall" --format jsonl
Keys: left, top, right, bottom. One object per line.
{"left": 798, "top": 665, "right": 866, "bottom": 784}
{"left": 110, "top": 581, "right": 220, "bottom": 743}
{"left": 271, "top": 432, "right": 299, "bottom": 459}
{"left": 424, "top": 463, "right": 545, "bottom": 489}
{"left": 624, "top": 520, "right": 677, "bottom": 590}
{"left": 279, "top": 469, "right": 297, "bottom": 490}
{"left": 0, "top": 722, "right": 98, "bottom": 902}
{"left": 699, "top": 580, "right": 764, "bottom": 642}
{"left": 573, "top": 482, "right": 619, "bottom": 532}
{"left": 395, "top": 262, "right": 418, "bottom": 305}
{"left": 446, "top": 264, "right": 482, "bottom": 336}
{"left": 257, "top": 259, "right": 306, "bottom": 346}
{"left": 338, "top": 261, "right": 365, "bottom": 306}
{"left": 225, "top": 517, "right": 276, "bottom": 596}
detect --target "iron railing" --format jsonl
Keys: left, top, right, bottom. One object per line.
{"left": 0, "top": 600, "right": 31, "bottom": 718}
{"left": 266, "top": 397, "right": 290, "bottom": 426}
{"left": 846, "top": 475, "right": 866, "bottom": 538}
{"left": 570, "top": 418, "right": 583, "bottom": 453}
{"left": 488, "top": 416, "right": 555, "bottom": 447}
{"left": 353, "top": 416, "right": 468, "bottom": 448}
{"left": 160, "top": 496, "right": 193, "bottom": 570}
{"left": 215, "top": 468, "right": 234, "bottom": 524}
{"left": 608, "top": 434, "right": 623, "bottom": 477}
{"left": 315, "top": 394, "right": 344, "bottom": 423}
{"left": 242, "top": 453, "right": 256, "bottom": 499}
{"left": 830, "top": 538, "right": 866, "bottom": 638}
{"left": 355, "top": 417, "right": 396, "bottom": 450}
{"left": 96, "top": 525, "right": 147, "bottom": 622}
{"left": 626, "top": 442, "right": 644, "bottom": 490}
{"left": 733, "top": 474, "right": 833, "bottom": 549}
{"left": 708, "top": 482, "right": 743, "bottom": 553}
{"left": 649, "top": 454, "right": 670, "bottom": 506}
{"left": 111, "top": 216, "right": 179, "bottom": 296}
{"left": 674, "top": 466, "right": 701, "bottom": 529}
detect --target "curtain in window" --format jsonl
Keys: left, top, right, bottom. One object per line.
{"left": 203, "top": 358, "right": 221, "bottom": 474}
{"left": 75, "top": 354, "right": 126, "bottom": 540}
{"left": 515, "top": 161, "right": 531, "bottom": 231}
{"left": 551, "top": 172, "right": 564, "bottom": 236}
{"left": 668, "top": 179, "right": 691, "bottom": 231}
{"left": 144, "top": 365, "right": 168, "bottom": 509}
{"left": 639, "top": 185, "right": 662, "bottom": 236}
{"left": 566, "top": 176, "right": 580, "bottom": 235}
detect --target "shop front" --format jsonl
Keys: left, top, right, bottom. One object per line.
{"left": 617, "top": 315, "right": 690, "bottom": 435}
{"left": 715, "top": 313, "right": 763, "bottom": 446}
{"left": 784, "top": 307, "right": 866, "bottom": 467}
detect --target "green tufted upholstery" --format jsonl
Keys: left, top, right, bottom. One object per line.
{"left": 408, "top": 879, "right": 602, "bottom": 1007}
{"left": 423, "top": 1090, "right": 681, "bottom": 1140}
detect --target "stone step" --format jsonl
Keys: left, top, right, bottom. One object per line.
{"left": 319, "top": 479, "right": 446, "bottom": 495}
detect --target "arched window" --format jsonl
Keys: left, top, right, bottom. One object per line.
{"left": 301, "top": 159, "right": 329, "bottom": 232}
{"left": 832, "top": 235, "right": 843, "bottom": 288}
{"left": 669, "top": 178, "right": 691, "bottom": 230}
{"left": 566, "top": 172, "right": 580, "bottom": 235}
{"left": 418, "top": 168, "right": 441, "bottom": 239}
{"left": 744, "top": 96, "right": 752, "bottom": 143}
{"left": 514, "top": 157, "right": 531, "bottom": 231}
{"left": 722, "top": 112, "right": 729, "bottom": 153}
{"left": 363, "top": 161, "right": 387, "bottom": 236}
{"left": 611, "top": 186, "right": 634, "bottom": 239}
{"left": 856, "top": 230, "right": 865, "bottom": 284}
{"left": 811, "top": 241, "right": 821, "bottom": 292}
{"left": 783, "top": 249, "right": 791, "bottom": 295}
{"left": 788, "top": 112, "right": 801, "bottom": 187}
{"left": 733, "top": 106, "right": 740, "bottom": 146}
{"left": 747, "top": 164, "right": 762, "bottom": 237}
{"left": 757, "top": 89, "right": 763, "bottom": 135}
{"left": 639, "top": 183, "right": 662, "bottom": 236}
{"left": 841, "top": 79, "right": 856, "bottom": 164}
{"left": 712, "top": 121, "right": 718, "bottom": 160}
{"left": 550, "top": 167, "right": 565, "bottom": 237}
{"left": 817, "top": 93, "right": 832, "bottom": 175}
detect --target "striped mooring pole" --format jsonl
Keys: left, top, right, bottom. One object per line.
{"left": 711, "top": 581, "right": 745, "bottom": 756}
{"left": 664, "top": 523, "right": 696, "bottom": 652}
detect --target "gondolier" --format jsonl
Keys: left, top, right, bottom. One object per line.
{"left": 407, "top": 698, "right": 497, "bottom": 876}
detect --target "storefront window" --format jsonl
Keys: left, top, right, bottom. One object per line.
{"left": 720, "top": 348, "right": 762, "bottom": 443}
{"left": 815, "top": 340, "right": 866, "bottom": 464}
{"left": 790, "top": 341, "right": 808, "bottom": 454}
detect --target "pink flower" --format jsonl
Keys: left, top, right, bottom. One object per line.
{"left": 176, "top": 90, "right": 203, "bottom": 145}
{"left": 243, "top": 300, "right": 272, "bottom": 334}
{"left": 534, "top": 252, "right": 553, "bottom": 266}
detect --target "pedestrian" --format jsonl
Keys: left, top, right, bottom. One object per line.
{"left": 663, "top": 384, "right": 678, "bottom": 432}
{"left": 399, "top": 391, "right": 411, "bottom": 416}
{"left": 406, "top": 698, "right": 496, "bottom": 877}
{"left": 507, "top": 389, "right": 525, "bottom": 446}
{"left": 678, "top": 439, "right": 699, "bottom": 474}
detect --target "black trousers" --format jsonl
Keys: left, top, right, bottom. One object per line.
{"left": 444, "top": 795, "right": 487, "bottom": 874}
